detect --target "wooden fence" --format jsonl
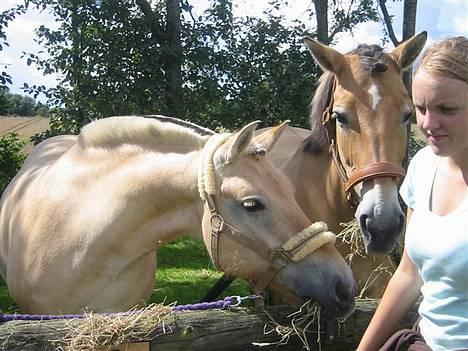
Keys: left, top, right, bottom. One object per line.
{"left": 0, "top": 300, "right": 419, "bottom": 351}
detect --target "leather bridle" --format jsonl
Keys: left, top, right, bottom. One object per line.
{"left": 204, "top": 194, "right": 336, "bottom": 296}
{"left": 322, "top": 77, "right": 406, "bottom": 209}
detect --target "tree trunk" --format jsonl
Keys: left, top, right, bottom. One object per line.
{"left": 0, "top": 301, "right": 419, "bottom": 351}
{"left": 165, "top": 0, "right": 184, "bottom": 118}
{"left": 313, "top": 0, "right": 329, "bottom": 44}
{"left": 136, "top": 0, "right": 184, "bottom": 117}
{"left": 378, "top": 0, "right": 418, "bottom": 95}
{"left": 402, "top": 0, "right": 418, "bottom": 97}
{"left": 70, "top": 2, "right": 86, "bottom": 125}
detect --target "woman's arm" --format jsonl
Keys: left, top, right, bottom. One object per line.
{"left": 357, "top": 209, "right": 423, "bottom": 351}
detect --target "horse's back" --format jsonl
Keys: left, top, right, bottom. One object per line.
{"left": 256, "top": 126, "right": 309, "bottom": 167}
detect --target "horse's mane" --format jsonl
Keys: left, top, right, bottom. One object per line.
{"left": 77, "top": 115, "right": 212, "bottom": 150}
{"left": 304, "top": 43, "right": 390, "bottom": 154}
{"left": 143, "top": 115, "right": 215, "bottom": 136}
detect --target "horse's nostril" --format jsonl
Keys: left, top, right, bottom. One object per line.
{"left": 335, "top": 280, "right": 352, "bottom": 306}
{"left": 359, "top": 214, "right": 370, "bottom": 239}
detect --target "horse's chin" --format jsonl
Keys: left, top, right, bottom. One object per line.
{"left": 321, "top": 299, "right": 356, "bottom": 320}
{"left": 359, "top": 223, "right": 398, "bottom": 254}
{"left": 364, "top": 240, "right": 396, "bottom": 254}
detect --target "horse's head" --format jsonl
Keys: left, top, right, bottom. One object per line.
{"left": 199, "top": 122, "right": 356, "bottom": 318}
{"left": 305, "top": 32, "right": 427, "bottom": 253}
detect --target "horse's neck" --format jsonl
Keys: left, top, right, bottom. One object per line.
{"left": 281, "top": 147, "right": 354, "bottom": 233}
{"left": 69, "top": 146, "right": 205, "bottom": 251}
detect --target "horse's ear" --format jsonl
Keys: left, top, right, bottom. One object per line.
{"left": 391, "top": 31, "right": 427, "bottom": 70}
{"left": 218, "top": 121, "right": 261, "bottom": 165}
{"left": 304, "top": 36, "right": 347, "bottom": 75}
{"left": 253, "top": 120, "right": 290, "bottom": 153}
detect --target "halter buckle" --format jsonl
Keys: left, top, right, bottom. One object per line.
{"left": 210, "top": 213, "right": 224, "bottom": 233}
{"left": 272, "top": 248, "right": 292, "bottom": 261}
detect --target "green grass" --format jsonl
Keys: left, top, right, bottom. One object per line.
{"left": 0, "top": 236, "right": 250, "bottom": 312}
{"left": 152, "top": 237, "right": 250, "bottom": 304}
{"left": 0, "top": 277, "right": 18, "bottom": 313}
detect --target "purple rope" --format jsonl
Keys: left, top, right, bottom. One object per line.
{"left": 172, "top": 296, "right": 234, "bottom": 311}
{"left": 0, "top": 295, "right": 256, "bottom": 323}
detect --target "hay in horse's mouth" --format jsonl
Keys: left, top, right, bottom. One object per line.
{"left": 336, "top": 220, "right": 365, "bottom": 264}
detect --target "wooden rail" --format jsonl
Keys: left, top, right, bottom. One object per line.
{"left": 0, "top": 301, "right": 419, "bottom": 351}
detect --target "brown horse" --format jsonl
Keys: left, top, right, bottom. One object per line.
{"left": 0, "top": 116, "right": 356, "bottom": 315}
{"left": 261, "top": 32, "right": 427, "bottom": 298}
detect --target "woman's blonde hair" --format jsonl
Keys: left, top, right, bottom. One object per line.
{"left": 417, "top": 36, "right": 468, "bottom": 84}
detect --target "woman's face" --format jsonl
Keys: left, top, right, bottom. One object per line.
{"left": 412, "top": 69, "right": 468, "bottom": 159}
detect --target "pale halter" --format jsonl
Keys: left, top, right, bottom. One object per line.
{"left": 197, "top": 133, "right": 337, "bottom": 295}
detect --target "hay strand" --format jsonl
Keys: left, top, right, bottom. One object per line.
{"left": 253, "top": 300, "right": 323, "bottom": 350}
{"left": 336, "top": 219, "right": 365, "bottom": 264}
{"left": 54, "top": 304, "right": 172, "bottom": 351}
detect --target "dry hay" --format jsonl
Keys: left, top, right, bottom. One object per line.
{"left": 336, "top": 220, "right": 365, "bottom": 264}
{"left": 254, "top": 300, "right": 332, "bottom": 351}
{"left": 54, "top": 304, "right": 172, "bottom": 351}
{"left": 336, "top": 220, "right": 399, "bottom": 298}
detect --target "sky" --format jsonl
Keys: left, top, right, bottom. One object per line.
{"left": 0, "top": 0, "right": 467, "bottom": 101}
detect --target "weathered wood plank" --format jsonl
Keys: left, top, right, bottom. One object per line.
{"left": 0, "top": 301, "right": 419, "bottom": 351}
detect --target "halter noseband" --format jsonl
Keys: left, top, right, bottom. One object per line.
{"left": 205, "top": 194, "right": 336, "bottom": 296}
{"left": 322, "top": 77, "right": 406, "bottom": 208}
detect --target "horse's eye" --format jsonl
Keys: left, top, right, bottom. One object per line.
{"left": 402, "top": 111, "right": 413, "bottom": 124}
{"left": 332, "top": 111, "right": 347, "bottom": 124}
{"left": 242, "top": 198, "right": 265, "bottom": 212}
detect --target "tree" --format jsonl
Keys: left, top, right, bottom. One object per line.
{"left": 181, "top": 0, "right": 318, "bottom": 129}
{"left": 7, "top": 94, "right": 36, "bottom": 116}
{"left": 311, "top": 0, "right": 379, "bottom": 44}
{"left": 0, "top": 133, "right": 26, "bottom": 195}
{"left": 378, "top": 0, "right": 418, "bottom": 92}
{"left": 15, "top": 0, "right": 381, "bottom": 137}
{"left": 0, "top": 87, "right": 12, "bottom": 114}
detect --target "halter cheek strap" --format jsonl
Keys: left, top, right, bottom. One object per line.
{"left": 206, "top": 195, "right": 336, "bottom": 295}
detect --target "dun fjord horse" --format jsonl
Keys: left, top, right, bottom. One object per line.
{"left": 262, "top": 32, "right": 427, "bottom": 298}
{"left": 0, "top": 116, "right": 356, "bottom": 315}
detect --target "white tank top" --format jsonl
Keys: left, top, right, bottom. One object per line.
{"left": 400, "top": 146, "right": 468, "bottom": 351}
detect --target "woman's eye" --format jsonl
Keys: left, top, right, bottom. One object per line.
{"left": 414, "top": 105, "right": 426, "bottom": 115}
{"left": 439, "top": 106, "right": 458, "bottom": 114}
{"left": 332, "top": 111, "right": 347, "bottom": 124}
{"left": 242, "top": 199, "right": 265, "bottom": 212}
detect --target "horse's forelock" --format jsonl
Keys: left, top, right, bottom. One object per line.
{"left": 353, "top": 44, "right": 389, "bottom": 74}
{"left": 304, "top": 72, "right": 334, "bottom": 154}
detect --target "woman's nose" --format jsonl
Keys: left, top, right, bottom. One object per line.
{"left": 421, "top": 109, "right": 440, "bottom": 130}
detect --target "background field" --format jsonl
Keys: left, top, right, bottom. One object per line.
{"left": 0, "top": 116, "right": 50, "bottom": 152}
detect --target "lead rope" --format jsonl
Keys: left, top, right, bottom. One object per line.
{"left": 0, "top": 295, "right": 261, "bottom": 323}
